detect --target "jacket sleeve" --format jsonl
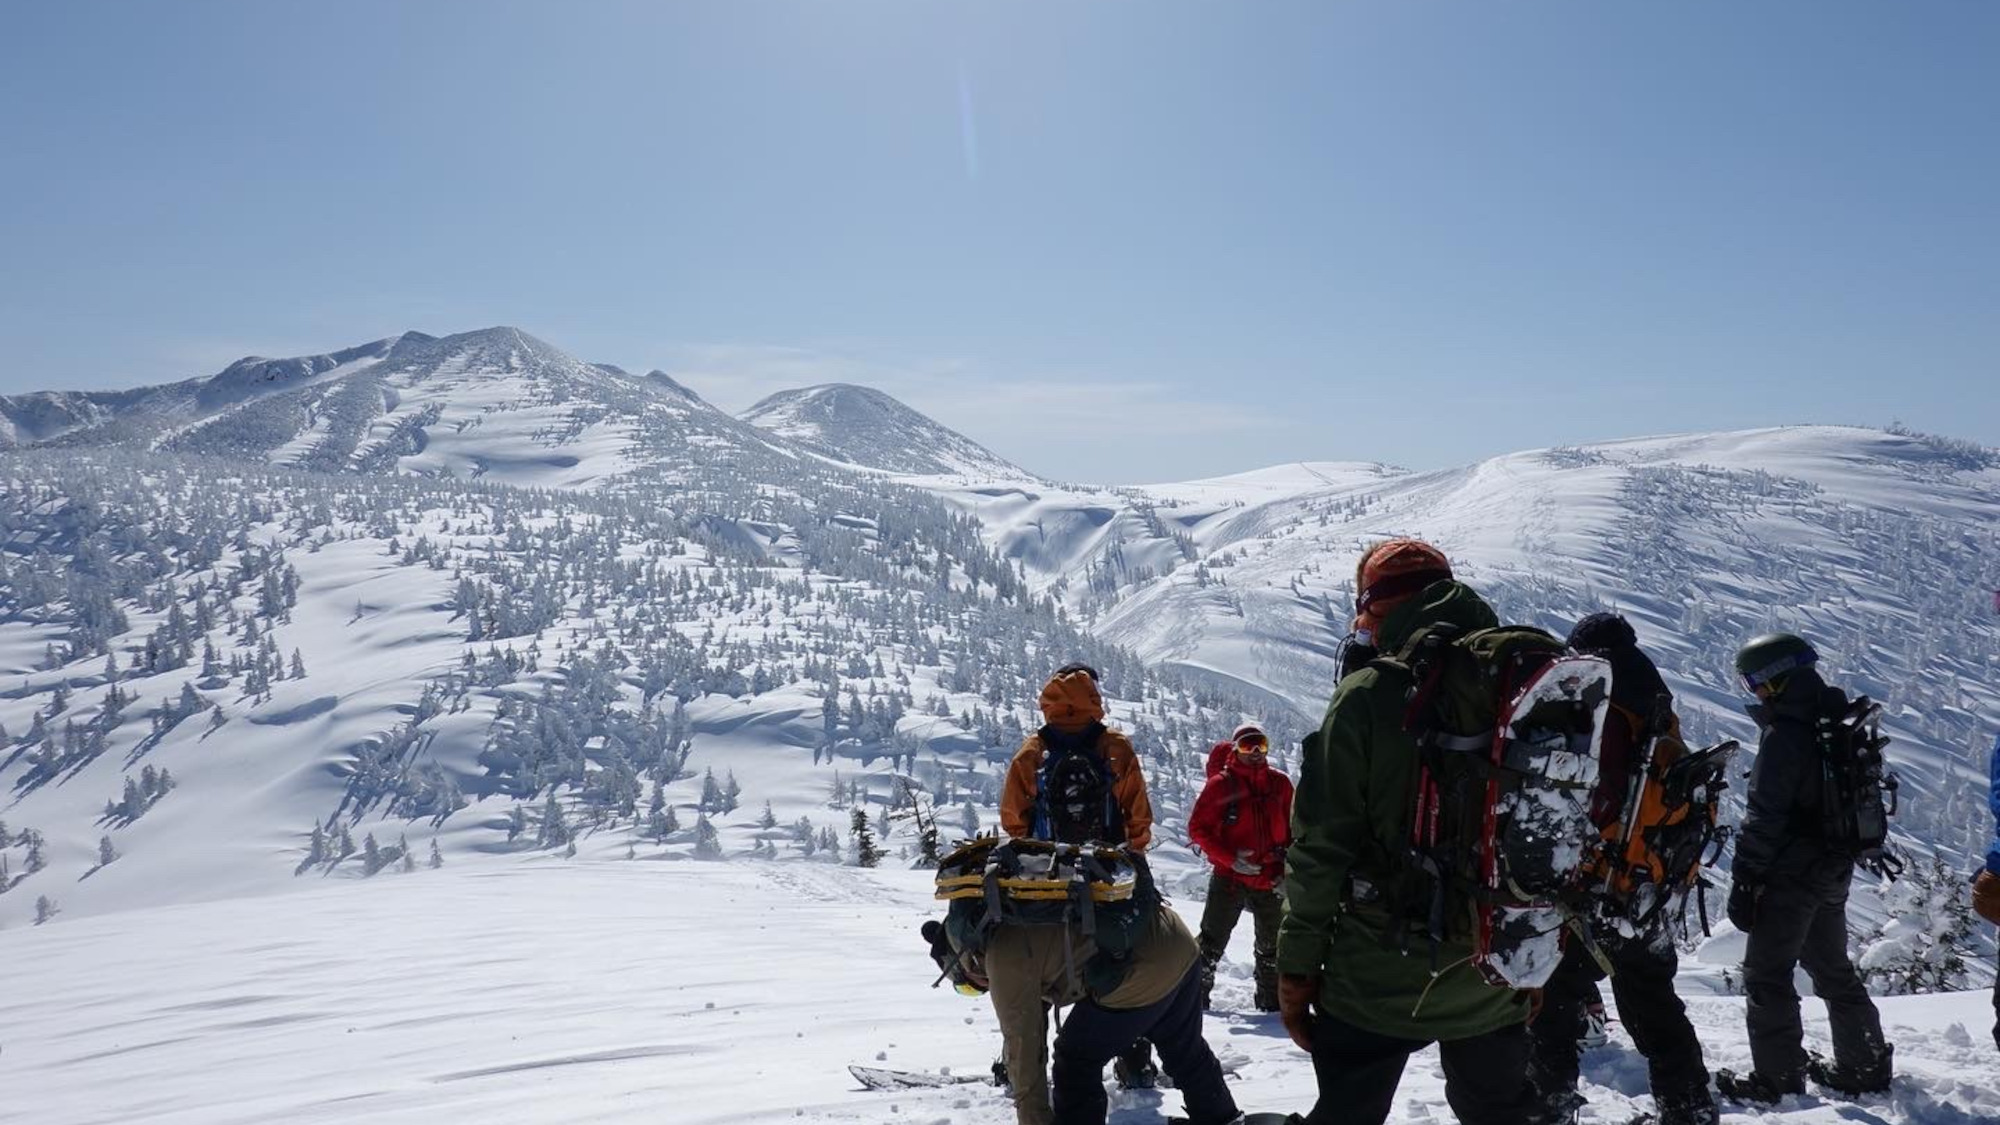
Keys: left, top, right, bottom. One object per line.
{"left": 999, "top": 739, "right": 1040, "bottom": 840}
{"left": 1734, "top": 720, "right": 1811, "bottom": 881}
{"left": 1187, "top": 779, "right": 1225, "bottom": 858}
{"left": 1115, "top": 748, "right": 1154, "bottom": 851}
{"left": 1271, "top": 773, "right": 1296, "bottom": 851}
{"left": 1278, "top": 678, "right": 1372, "bottom": 976}
{"left": 1986, "top": 729, "right": 2000, "bottom": 875}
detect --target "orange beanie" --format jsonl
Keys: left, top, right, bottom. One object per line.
{"left": 1353, "top": 538, "right": 1452, "bottom": 637}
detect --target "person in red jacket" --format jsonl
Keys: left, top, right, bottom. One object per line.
{"left": 1187, "top": 722, "right": 1293, "bottom": 1012}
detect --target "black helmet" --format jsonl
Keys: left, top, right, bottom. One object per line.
{"left": 1735, "top": 633, "right": 1817, "bottom": 694}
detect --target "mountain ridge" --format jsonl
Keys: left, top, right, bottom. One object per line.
{"left": 2, "top": 328, "right": 1030, "bottom": 487}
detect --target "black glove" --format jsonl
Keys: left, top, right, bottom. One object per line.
{"left": 1727, "top": 879, "right": 1762, "bottom": 932}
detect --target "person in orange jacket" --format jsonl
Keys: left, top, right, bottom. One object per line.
{"left": 1000, "top": 663, "right": 1153, "bottom": 851}
{"left": 993, "top": 662, "right": 1160, "bottom": 1094}
{"left": 1187, "top": 723, "right": 1292, "bottom": 1012}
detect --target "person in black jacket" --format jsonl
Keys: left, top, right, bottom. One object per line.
{"left": 1716, "top": 634, "right": 1892, "bottom": 1104}
{"left": 1528, "top": 614, "right": 1717, "bottom": 1125}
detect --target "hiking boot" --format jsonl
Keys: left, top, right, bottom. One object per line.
{"left": 1252, "top": 978, "right": 1279, "bottom": 1012}
{"left": 990, "top": 1058, "right": 1009, "bottom": 1089}
{"left": 1525, "top": 1087, "right": 1583, "bottom": 1125}
{"left": 1653, "top": 1086, "right": 1720, "bottom": 1125}
{"left": 1114, "top": 1042, "right": 1159, "bottom": 1090}
{"left": 1198, "top": 955, "right": 1219, "bottom": 1011}
{"left": 1714, "top": 1068, "right": 1803, "bottom": 1105}
{"left": 1807, "top": 1046, "right": 1893, "bottom": 1095}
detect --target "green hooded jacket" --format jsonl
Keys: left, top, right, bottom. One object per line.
{"left": 1276, "top": 579, "right": 1533, "bottom": 1041}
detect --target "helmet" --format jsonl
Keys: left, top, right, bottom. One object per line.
{"left": 1735, "top": 633, "right": 1818, "bottom": 694}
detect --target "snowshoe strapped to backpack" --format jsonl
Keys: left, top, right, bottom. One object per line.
{"left": 1817, "top": 696, "right": 1902, "bottom": 879}
{"left": 933, "top": 836, "right": 1159, "bottom": 996}
{"left": 1376, "top": 624, "right": 1611, "bottom": 989}
{"left": 1595, "top": 732, "right": 1739, "bottom": 940}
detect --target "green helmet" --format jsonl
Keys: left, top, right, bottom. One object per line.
{"left": 1735, "top": 633, "right": 1818, "bottom": 693}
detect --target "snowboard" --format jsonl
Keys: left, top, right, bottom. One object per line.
{"left": 1475, "top": 654, "right": 1611, "bottom": 990}
{"left": 848, "top": 1064, "right": 989, "bottom": 1091}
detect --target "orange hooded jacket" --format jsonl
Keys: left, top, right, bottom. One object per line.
{"left": 999, "top": 669, "right": 1153, "bottom": 850}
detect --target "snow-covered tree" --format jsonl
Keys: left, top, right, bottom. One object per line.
{"left": 1857, "top": 856, "right": 1976, "bottom": 994}
{"left": 850, "top": 806, "right": 882, "bottom": 868}
{"left": 693, "top": 812, "right": 722, "bottom": 858}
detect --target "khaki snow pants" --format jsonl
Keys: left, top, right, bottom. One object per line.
{"left": 983, "top": 925, "right": 1080, "bottom": 1125}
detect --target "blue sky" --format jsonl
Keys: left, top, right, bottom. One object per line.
{"left": 2, "top": 2, "right": 1995, "bottom": 482}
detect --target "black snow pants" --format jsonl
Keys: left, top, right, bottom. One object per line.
{"left": 1051, "top": 962, "right": 1239, "bottom": 1125}
{"left": 1300, "top": 1010, "right": 1535, "bottom": 1125}
{"left": 1742, "top": 859, "right": 1886, "bottom": 1082}
{"left": 1529, "top": 937, "right": 1710, "bottom": 1110}
{"left": 1196, "top": 870, "right": 1282, "bottom": 997}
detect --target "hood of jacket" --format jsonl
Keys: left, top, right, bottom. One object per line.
{"left": 1372, "top": 578, "right": 1500, "bottom": 654}
{"left": 1039, "top": 669, "right": 1106, "bottom": 733}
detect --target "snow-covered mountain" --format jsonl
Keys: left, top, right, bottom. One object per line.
{"left": 2, "top": 328, "right": 800, "bottom": 489}
{"left": 740, "top": 382, "right": 1028, "bottom": 479}
{"left": 2, "top": 331, "right": 1031, "bottom": 492}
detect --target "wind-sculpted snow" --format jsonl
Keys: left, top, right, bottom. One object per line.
{"left": 945, "top": 425, "right": 2000, "bottom": 974}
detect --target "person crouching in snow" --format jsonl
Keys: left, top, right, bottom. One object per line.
{"left": 990, "top": 662, "right": 1167, "bottom": 1115}
{"left": 1188, "top": 722, "right": 1292, "bottom": 1012}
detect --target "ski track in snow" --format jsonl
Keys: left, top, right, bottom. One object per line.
{"left": 2, "top": 863, "right": 1994, "bottom": 1125}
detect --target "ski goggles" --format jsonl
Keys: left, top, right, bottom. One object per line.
{"left": 1739, "top": 652, "right": 1815, "bottom": 695}
{"left": 1235, "top": 734, "right": 1269, "bottom": 753}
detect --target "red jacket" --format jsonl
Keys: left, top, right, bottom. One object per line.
{"left": 1187, "top": 752, "right": 1294, "bottom": 891}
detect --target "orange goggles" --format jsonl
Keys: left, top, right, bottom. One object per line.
{"left": 1235, "top": 736, "right": 1269, "bottom": 753}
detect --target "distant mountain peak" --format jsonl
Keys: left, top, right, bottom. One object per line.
{"left": 740, "top": 383, "right": 1027, "bottom": 478}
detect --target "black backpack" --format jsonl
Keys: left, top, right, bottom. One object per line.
{"left": 1816, "top": 695, "right": 1903, "bottom": 878}
{"left": 1031, "top": 725, "right": 1123, "bottom": 845}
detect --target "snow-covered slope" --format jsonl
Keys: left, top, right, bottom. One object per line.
{"left": 740, "top": 383, "right": 1027, "bottom": 479}
{"left": 0, "top": 449, "right": 1272, "bottom": 931}
{"left": 920, "top": 427, "right": 2000, "bottom": 880}
{"left": 4, "top": 859, "right": 1995, "bottom": 1125}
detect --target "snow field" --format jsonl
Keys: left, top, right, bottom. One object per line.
{"left": 3, "top": 860, "right": 1994, "bottom": 1124}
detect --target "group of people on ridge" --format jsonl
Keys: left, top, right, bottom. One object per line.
{"left": 934, "top": 537, "right": 1994, "bottom": 1125}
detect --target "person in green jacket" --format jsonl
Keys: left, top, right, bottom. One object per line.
{"left": 1277, "top": 539, "right": 1538, "bottom": 1125}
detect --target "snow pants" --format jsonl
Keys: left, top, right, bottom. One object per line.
{"left": 1528, "top": 937, "right": 1711, "bottom": 1111}
{"left": 1051, "top": 962, "right": 1239, "bottom": 1125}
{"left": 1300, "top": 1010, "right": 1535, "bottom": 1125}
{"left": 1196, "top": 871, "right": 1281, "bottom": 999}
{"left": 1742, "top": 862, "right": 1886, "bottom": 1083}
